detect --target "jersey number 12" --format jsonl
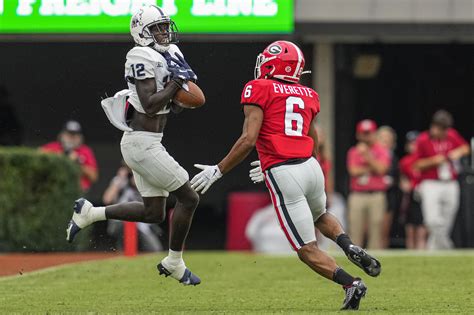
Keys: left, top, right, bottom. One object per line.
{"left": 285, "top": 96, "right": 304, "bottom": 136}
{"left": 131, "top": 63, "right": 145, "bottom": 77}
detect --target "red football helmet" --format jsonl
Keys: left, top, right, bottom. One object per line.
{"left": 254, "top": 40, "right": 305, "bottom": 83}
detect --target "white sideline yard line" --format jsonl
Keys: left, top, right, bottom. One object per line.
{"left": 0, "top": 255, "right": 127, "bottom": 283}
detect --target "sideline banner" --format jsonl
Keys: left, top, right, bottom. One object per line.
{"left": 0, "top": 0, "right": 294, "bottom": 34}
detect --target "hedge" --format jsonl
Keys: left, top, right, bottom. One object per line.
{"left": 0, "top": 147, "right": 89, "bottom": 251}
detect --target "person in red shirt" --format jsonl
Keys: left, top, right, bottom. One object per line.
{"left": 346, "top": 119, "right": 391, "bottom": 249}
{"left": 399, "top": 131, "right": 427, "bottom": 250}
{"left": 41, "top": 120, "right": 98, "bottom": 192}
{"left": 190, "top": 41, "right": 381, "bottom": 310}
{"left": 414, "top": 110, "right": 469, "bottom": 250}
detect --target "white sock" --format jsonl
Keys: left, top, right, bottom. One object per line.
{"left": 161, "top": 250, "right": 185, "bottom": 279}
{"left": 91, "top": 206, "right": 106, "bottom": 222}
{"left": 162, "top": 250, "right": 184, "bottom": 269}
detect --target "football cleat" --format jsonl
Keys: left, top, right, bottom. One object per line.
{"left": 346, "top": 245, "right": 381, "bottom": 277}
{"left": 341, "top": 278, "right": 367, "bottom": 310}
{"left": 66, "top": 198, "right": 94, "bottom": 243}
{"left": 157, "top": 263, "right": 201, "bottom": 286}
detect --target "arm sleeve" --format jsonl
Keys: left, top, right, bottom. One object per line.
{"left": 240, "top": 80, "right": 268, "bottom": 109}
{"left": 126, "top": 48, "right": 156, "bottom": 80}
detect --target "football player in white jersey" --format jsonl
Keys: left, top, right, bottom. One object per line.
{"left": 66, "top": 5, "right": 201, "bottom": 286}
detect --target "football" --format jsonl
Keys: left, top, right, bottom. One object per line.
{"left": 173, "top": 81, "right": 205, "bottom": 109}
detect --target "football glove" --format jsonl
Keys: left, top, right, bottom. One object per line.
{"left": 249, "top": 160, "right": 264, "bottom": 184}
{"left": 163, "top": 52, "right": 197, "bottom": 81}
{"left": 190, "top": 164, "right": 223, "bottom": 194}
{"left": 173, "top": 53, "right": 197, "bottom": 82}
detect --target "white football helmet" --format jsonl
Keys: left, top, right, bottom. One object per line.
{"left": 130, "top": 5, "right": 178, "bottom": 53}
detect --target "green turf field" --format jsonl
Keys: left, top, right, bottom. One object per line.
{"left": 0, "top": 251, "right": 473, "bottom": 314}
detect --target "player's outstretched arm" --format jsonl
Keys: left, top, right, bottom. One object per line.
{"left": 191, "top": 105, "right": 263, "bottom": 194}
{"left": 217, "top": 105, "right": 263, "bottom": 174}
{"left": 136, "top": 77, "right": 182, "bottom": 116}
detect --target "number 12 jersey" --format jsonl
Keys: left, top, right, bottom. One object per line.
{"left": 241, "top": 79, "right": 320, "bottom": 171}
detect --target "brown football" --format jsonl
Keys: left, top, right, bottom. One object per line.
{"left": 173, "top": 81, "right": 205, "bottom": 109}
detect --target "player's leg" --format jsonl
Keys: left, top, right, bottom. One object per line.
{"left": 158, "top": 182, "right": 200, "bottom": 285}
{"left": 266, "top": 163, "right": 367, "bottom": 310}
{"left": 66, "top": 172, "right": 167, "bottom": 241}
{"left": 297, "top": 241, "right": 367, "bottom": 310}
{"left": 306, "top": 158, "right": 381, "bottom": 277}
{"left": 105, "top": 196, "right": 166, "bottom": 223}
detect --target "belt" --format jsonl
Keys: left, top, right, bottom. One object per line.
{"left": 267, "top": 157, "right": 311, "bottom": 170}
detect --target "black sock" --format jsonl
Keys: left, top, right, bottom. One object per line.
{"left": 333, "top": 267, "right": 354, "bottom": 286}
{"left": 336, "top": 233, "right": 353, "bottom": 254}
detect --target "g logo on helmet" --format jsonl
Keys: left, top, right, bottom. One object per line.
{"left": 268, "top": 45, "right": 282, "bottom": 55}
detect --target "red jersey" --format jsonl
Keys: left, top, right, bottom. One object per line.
{"left": 399, "top": 153, "right": 421, "bottom": 188}
{"left": 415, "top": 128, "right": 467, "bottom": 181}
{"left": 41, "top": 141, "right": 98, "bottom": 191}
{"left": 240, "top": 79, "right": 320, "bottom": 171}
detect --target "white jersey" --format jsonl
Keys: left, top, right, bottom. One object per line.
{"left": 124, "top": 44, "right": 184, "bottom": 115}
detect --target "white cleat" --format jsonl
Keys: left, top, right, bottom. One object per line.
{"left": 66, "top": 198, "right": 94, "bottom": 243}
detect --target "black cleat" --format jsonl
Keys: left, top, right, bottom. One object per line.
{"left": 346, "top": 245, "right": 381, "bottom": 277}
{"left": 341, "top": 278, "right": 367, "bottom": 310}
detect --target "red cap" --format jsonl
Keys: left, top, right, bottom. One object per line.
{"left": 356, "top": 119, "right": 377, "bottom": 133}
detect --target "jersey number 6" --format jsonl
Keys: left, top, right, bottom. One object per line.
{"left": 285, "top": 96, "right": 304, "bottom": 136}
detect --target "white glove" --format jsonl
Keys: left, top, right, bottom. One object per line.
{"left": 190, "top": 164, "right": 223, "bottom": 194}
{"left": 249, "top": 160, "right": 264, "bottom": 184}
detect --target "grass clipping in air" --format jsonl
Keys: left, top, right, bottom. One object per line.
{"left": 0, "top": 251, "right": 473, "bottom": 314}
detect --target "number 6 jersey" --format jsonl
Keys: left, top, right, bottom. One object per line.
{"left": 241, "top": 78, "right": 320, "bottom": 171}
{"left": 124, "top": 44, "right": 184, "bottom": 115}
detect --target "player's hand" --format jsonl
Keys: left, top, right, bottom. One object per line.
{"left": 190, "top": 164, "right": 223, "bottom": 194}
{"left": 163, "top": 52, "right": 193, "bottom": 81}
{"left": 249, "top": 160, "right": 264, "bottom": 184}
{"left": 167, "top": 61, "right": 192, "bottom": 81}
{"left": 173, "top": 53, "right": 198, "bottom": 82}
{"left": 163, "top": 52, "right": 197, "bottom": 81}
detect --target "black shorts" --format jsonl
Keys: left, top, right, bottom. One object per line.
{"left": 406, "top": 192, "right": 424, "bottom": 226}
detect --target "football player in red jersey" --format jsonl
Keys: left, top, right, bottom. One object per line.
{"left": 191, "top": 41, "right": 381, "bottom": 310}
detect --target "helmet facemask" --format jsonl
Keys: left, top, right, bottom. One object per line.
{"left": 142, "top": 19, "right": 179, "bottom": 52}
{"left": 254, "top": 54, "right": 276, "bottom": 80}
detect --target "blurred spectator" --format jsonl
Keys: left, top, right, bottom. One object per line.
{"left": 103, "top": 163, "right": 163, "bottom": 252}
{"left": 377, "top": 126, "right": 400, "bottom": 248}
{"left": 399, "top": 131, "right": 427, "bottom": 250}
{"left": 245, "top": 204, "right": 292, "bottom": 254}
{"left": 346, "top": 119, "right": 391, "bottom": 249}
{"left": 0, "top": 85, "right": 22, "bottom": 145}
{"left": 414, "top": 110, "right": 470, "bottom": 249}
{"left": 40, "top": 120, "right": 98, "bottom": 192}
